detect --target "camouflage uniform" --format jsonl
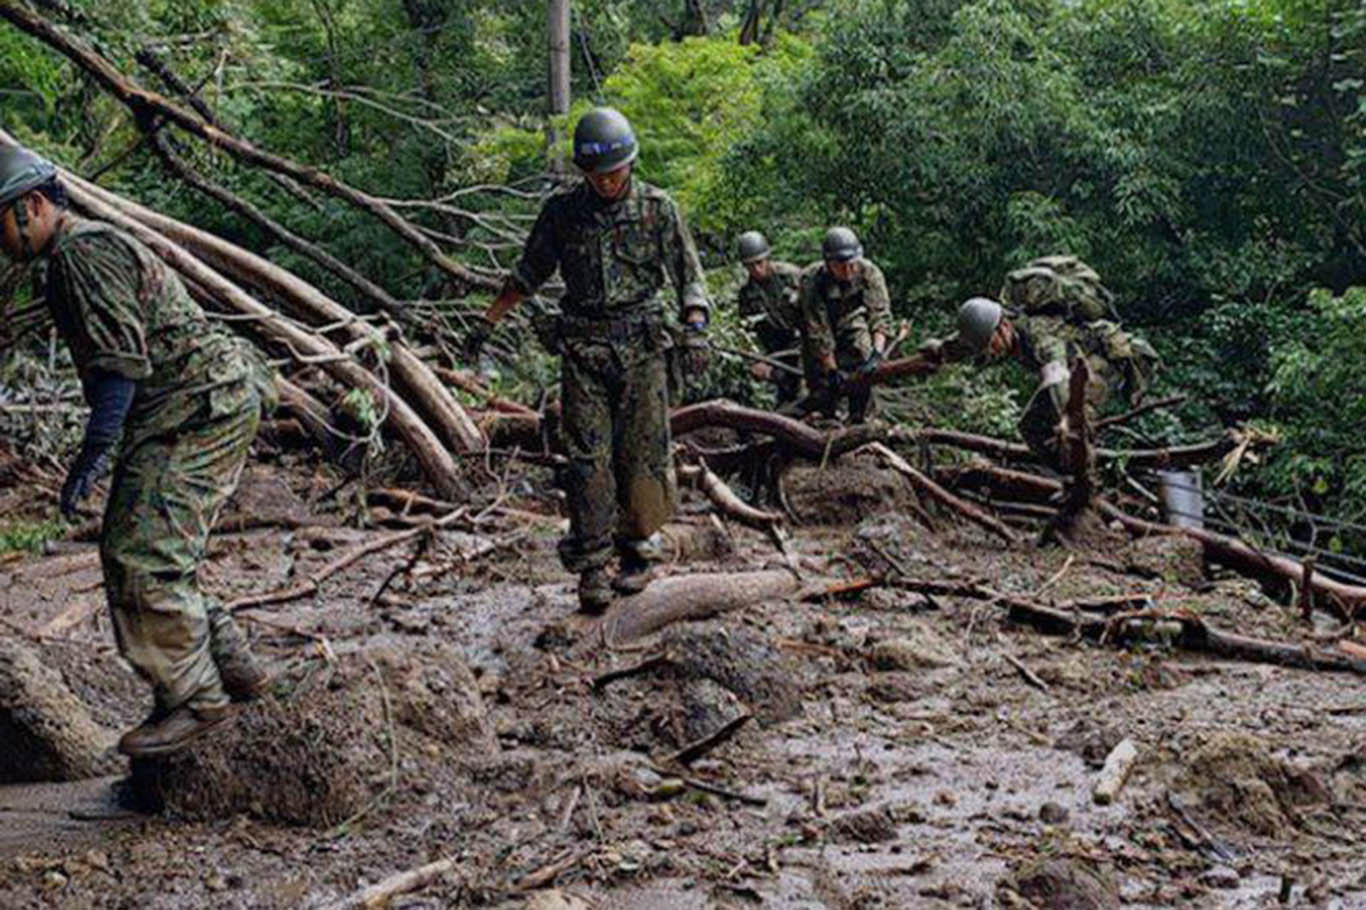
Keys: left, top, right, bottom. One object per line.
{"left": 507, "top": 179, "right": 708, "bottom": 573}
{"left": 799, "top": 258, "right": 893, "bottom": 420}
{"left": 737, "top": 260, "right": 805, "bottom": 406}
{"left": 40, "top": 216, "right": 266, "bottom": 712}
{"left": 928, "top": 315, "right": 1154, "bottom": 471}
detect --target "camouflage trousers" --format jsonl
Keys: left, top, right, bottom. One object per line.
{"left": 558, "top": 329, "right": 677, "bottom": 574}
{"left": 100, "top": 380, "right": 260, "bottom": 712}
{"left": 1018, "top": 368, "right": 1110, "bottom": 475}
{"left": 803, "top": 327, "right": 875, "bottom": 422}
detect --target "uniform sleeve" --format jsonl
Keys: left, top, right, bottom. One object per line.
{"left": 509, "top": 198, "right": 563, "bottom": 296}
{"left": 54, "top": 234, "right": 152, "bottom": 381}
{"left": 800, "top": 271, "right": 835, "bottom": 363}
{"left": 660, "top": 197, "right": 709, "bottom": 317}
{"left": 863, "top": 263, "right": 893, "bottom": 338}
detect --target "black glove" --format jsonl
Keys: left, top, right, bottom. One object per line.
{"left": 462, "top": 316, "right": 495, "bottom": 365}
{"left": 62, "top": 370, "right": 135, "bottom": 520}
{"left": 824, "top": 366, "right": 846, "bottom": 394}
{"left": 859, "top": 348, "right": 883, "bottom": 377}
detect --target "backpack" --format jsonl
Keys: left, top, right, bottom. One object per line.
{"left": 1000, "top": 255, "right": 1119, "bottom": 323}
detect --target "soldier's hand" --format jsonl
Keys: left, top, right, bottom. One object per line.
{"left": 462, "top": 316, "right": 495, "bottom": 366}
{"left": 679, "top": 319, "right": 710, "bottom": 376}
{"left": 824, "top": 366, "right": 846, "bottom": 394}
{"left": 60, "top": 451, "right": 107, "bottom": 520}
{"left": 859, "top": 348, "right": 883, "bottom": 377}
{"left": 749, "top": 361, "right": 773, "bottom": 381}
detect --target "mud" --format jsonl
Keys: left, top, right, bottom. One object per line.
{"left": 1, "top": 457, "right": 1366, "bottom": 907}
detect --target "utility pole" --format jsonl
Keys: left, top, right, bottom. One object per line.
{"left": 547, "top": 0, "right": 571, "bottom": 177}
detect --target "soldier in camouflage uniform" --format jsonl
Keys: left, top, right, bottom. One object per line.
{"left": 0, "top": 145, "right": 272, "bottom": 757}
{"left": 464, "top": 108, "right": 710, "bottom": 613}
{"left": 919, "top": 256, "right": 1157, "bottom": 472}
{"left": 734, "top": 230, "right": 806, "bottom": 408}
{"left": 800, "top": 227, "right": 893, "bottom": 423}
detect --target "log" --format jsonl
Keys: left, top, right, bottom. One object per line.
{"left": 599, "top": 570, "right": 802, "bottom": 645}
{"left": 0, "top": 1, "right": 500, "bottom": 291}
{"left": 915, "top": 426, "right": 1262, "bottom": 471}
{"left": 1097, "top": 500, "right": 1366, "bottom": 621}
{"left": 1092, "top": 738, "right": 1138, "bottom": 805}
{"left": 431, "top": 365, "right": 537, "bottom": 416}
{"left": 72, "top": 166, "right": 484, "bottom": 453}
{"left": 671, "top": 400, "right": 884, "bottom": 460}
{"left": 275, "top": 377, "right": 333, "bottom": 448}
{"left": 677, "top": 462, "right": 783, "bottom": 531}
{"left": 323, "top": 855, "right": 459, "bottom": 910}
{"left": 862, "top": 443, "right": 1019, "bottom": 545}
{"left": 2, "top": 136, "right": 464, "bottom": 500}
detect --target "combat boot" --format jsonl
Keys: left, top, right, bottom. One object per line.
{"left": 117, "top": 703, "right": 234, "bottom": 757}
{"left": 612, "top": 554, "right": 658, "bottom": 595}
{"left": 578, "top": 568, "right": 613, "bottom": 615}
{"left": 207, "top": 605, "right": 270, "bottom": 701}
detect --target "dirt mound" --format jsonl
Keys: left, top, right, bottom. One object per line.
{"left": 0, "top": 637, "right": 119, "bottom": 782}
{"left": 1171, "top": 732, "right": 1328, "bottom": 836}
{"left": 783, "top": 458, "right": 919, "bottom": 525}
{"left": 127, "top": 654, "right": 388, "bottom": 826}
{"left": 1006, "top": 857, "right": 1119, "bottom": 910}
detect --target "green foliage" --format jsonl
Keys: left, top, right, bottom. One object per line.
{"left": 0, "top": 519, "right": 64, "bottom": 555}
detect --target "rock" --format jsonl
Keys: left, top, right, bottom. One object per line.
{"left": 663, "top": 622, "right": 804, "bottom": 725}
{"left": 677, "top": 677, "right": 747, "bottom": 745}
{"left": 868, "top": 623, "right": 958, "bottom": 671}
{"left": 1010, "top": 858, "right": 1119, "bottom": 910}
{"left": 1039, "top": 802, "right": 1069, "bottom": 824}
{"left": 1055, "top": 719, "right": 1124, "bottom": 769}
{"left": 526, "top": 889, "right": 591, "bottom": 910}
{"left": 827, "top": 805, "right": 898, "bottom": 844}
{"left": 0, "top": 637, "right": 119, "bottom": 782}
{"left": 1120, "top": 535, "right": 1204, "bottom": 586}
{"left": 1199, "top": 865, "right": 1240, "bottom": 890}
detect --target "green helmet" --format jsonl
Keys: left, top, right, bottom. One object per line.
{"left": 572, "top": 107, "right": 639, "bottom": 175}
{"left": 0, "top": 145, "right": 57, "bottom": 208}
{"left": 822, "top": 226, "right": 862, "bottom": 263}
{"left": 737, "top": 230, "right": 770, "bottom": 263}
{"left": 957, "top": 297, "right": 1003, "bottom": 353}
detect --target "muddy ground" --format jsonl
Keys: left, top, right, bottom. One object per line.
{"left": 1, "top": 451, "right": 1365, "bottom": 909}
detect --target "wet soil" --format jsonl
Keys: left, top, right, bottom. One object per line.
{"left": 1, "top": 458, "right": 1364, "bottom": 908}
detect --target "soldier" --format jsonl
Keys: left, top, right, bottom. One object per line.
{"left": 0, "top": 144, "right": 272, "bottom": 756}
{"left": 734, "top": 230, "right": 805, "bottom": 408}
{"left": 464, "top": 108, "right": 710, "bottom": 613}
{"left": 919, "top": 256, "right": 1157, "bottom": 474}
{"left": 800, "top": 226, "right": 893, "bottom": 423}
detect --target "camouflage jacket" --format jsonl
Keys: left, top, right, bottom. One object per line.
{"left": 799, "top": 258, "right": 892, "bottom": 363}
{"left": 510, "top": 178, "right": 709, "bottom": 322}
{"left": 737, "top": 260, "right": 802, "bottom": 353}
{"left": 927, "top": 314, "right": 1157, "bottom": 404}
{"left": 40, "top": 215, "right": 254, "bottom": 441}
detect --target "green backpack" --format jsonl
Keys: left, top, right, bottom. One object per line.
{"left": 999, "top": 255, "right": 1119, "bottom": 323}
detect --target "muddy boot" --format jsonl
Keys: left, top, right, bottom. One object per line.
{"left": 577, "top": 568, "right": 613, "bottom": 615}
{"left": 117, "top": 703, "right": 234, "bottom": 758}
{"left": 612, "top": 554, "right": 658, "bottom": 595}
{"left": 207, "top": 603, "right": 270, "bottom": 701}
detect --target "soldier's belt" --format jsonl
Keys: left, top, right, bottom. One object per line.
{"left": 559, "top": 309, "right": 664, "bottom": 342}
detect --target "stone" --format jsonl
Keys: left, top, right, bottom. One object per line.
{"left": 0, "top": 637, "right": 119, "bottom": 782}
{"left": 1039, "top": 802, "right": 1070, "bottom": 824}
{"left": 868, "top": 623, "right": 959, "bottom": 671}
{"left": 1199, "top": 865, "right": 1240, "bottom": 890}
